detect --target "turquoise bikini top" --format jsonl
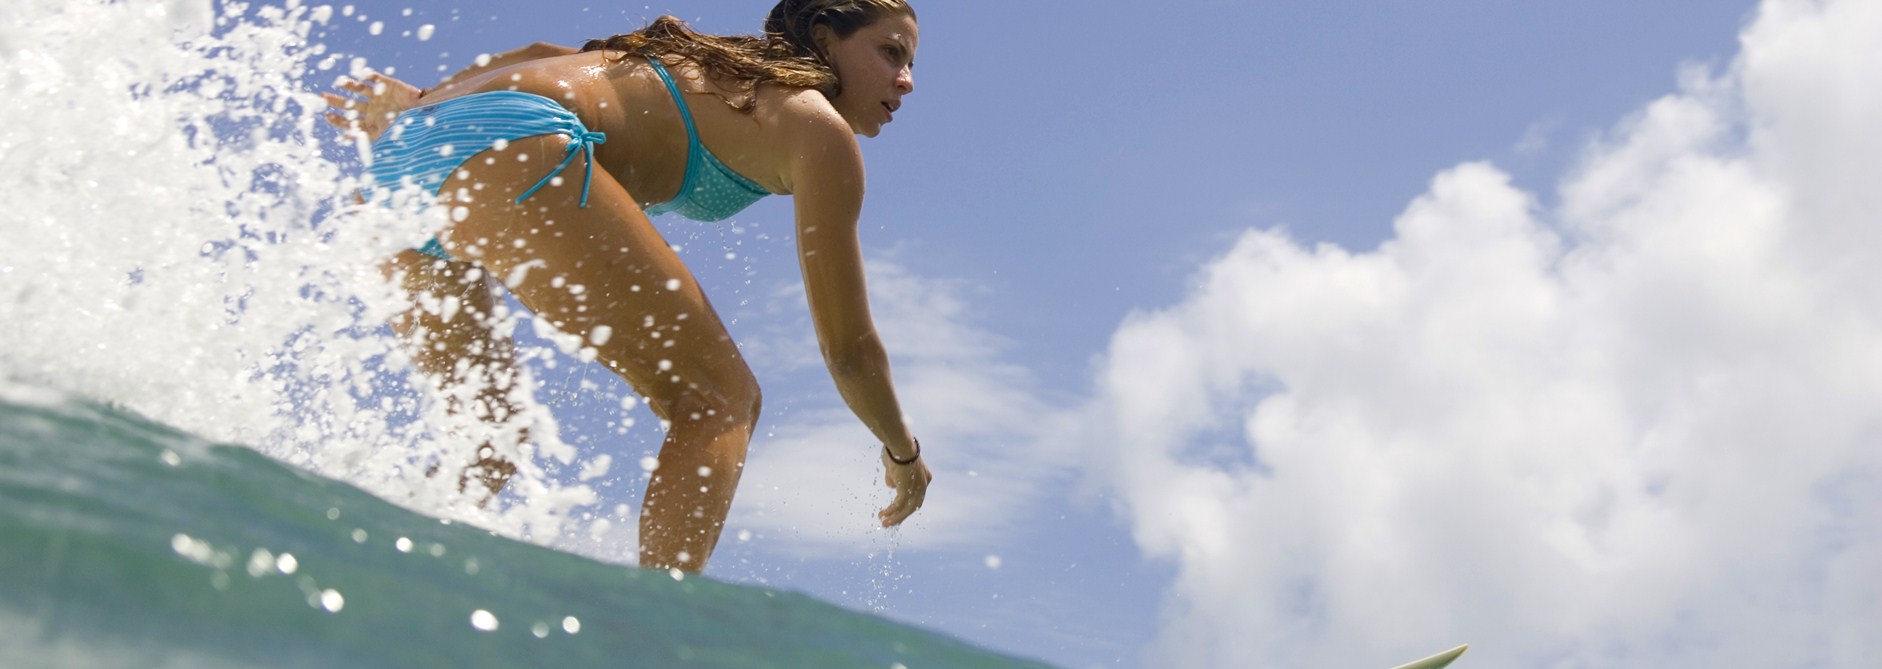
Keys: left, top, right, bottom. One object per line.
{"left": 643, "top": 59, "right": 772, "bottom": 221}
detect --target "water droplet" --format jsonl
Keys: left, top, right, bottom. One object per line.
{"left": 396, "top": 537, "right": 413, "bottom": 553}
{"left": 320, "top": 589, "right": 345, "bottom": 612}
{"left": 352, "top": 529, "right": 368, "bottom": 543}
{"left": 276, "top": 553, "right": 298, "bottom": 574}
{"left": 532, "top": 622, "right": 550, "bottom": 638}
{"left": 246, "top": 548, "right": 275, "bottom": 577}
{"left": 470, "top": 609, "right": 499, "bottom": 632}
{"left": 984, "top": 555, "right": 1003, "bottom": 570}
{"left": 170, "top": 534, "right": 225, "bottom": 568}
{"left": 562, "top": 616, "right": 581, "bottom": 634}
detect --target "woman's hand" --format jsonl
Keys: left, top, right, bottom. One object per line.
{"left": 878, "top": 447, "right": 932, "bottom": 527}
{"left": 322, "top": 72, "right": 424, "bottom": 143}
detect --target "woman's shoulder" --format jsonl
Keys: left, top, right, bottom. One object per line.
{"left": 752, "top": 84, "right": 849, "bottom": 134}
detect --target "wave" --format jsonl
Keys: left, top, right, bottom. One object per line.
{"left": 0, "top": 383, "right": 1055, "bottom": 668}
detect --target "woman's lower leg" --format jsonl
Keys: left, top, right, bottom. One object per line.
{"left": 386, "top": 251, "right": 526, "bottom": 496}
{"left": 638, "top": 388, "right": 760, "bottom": 572}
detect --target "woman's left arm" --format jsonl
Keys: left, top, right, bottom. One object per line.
{"left": 786, "top": 106, "right": 932, "bottom": 527}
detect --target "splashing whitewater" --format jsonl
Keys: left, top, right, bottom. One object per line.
{"left": 0, "top": 0, "right": 622, "bottom": 549}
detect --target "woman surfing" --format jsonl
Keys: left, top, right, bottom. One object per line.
{"left": 322, "top": 0, "right": 929, "bottom": 574}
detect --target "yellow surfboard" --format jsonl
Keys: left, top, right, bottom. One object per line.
{"left": 1389, "top": 644, "right": 1469, "bottom": 669}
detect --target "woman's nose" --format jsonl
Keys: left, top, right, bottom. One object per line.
{"left": 895, "top": 67, "right": 914, "bottom": 94}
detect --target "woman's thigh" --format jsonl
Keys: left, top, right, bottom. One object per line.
{"left": 433, "top": 133, "right": 756, "bottom": 416}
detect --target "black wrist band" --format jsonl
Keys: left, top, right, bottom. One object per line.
{"left": 885, "top": 437, "right": 920, "bottom": 465}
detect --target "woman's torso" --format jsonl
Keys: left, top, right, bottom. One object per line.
{"left": 418, "top": 51, "right": 824, "bottom": 209}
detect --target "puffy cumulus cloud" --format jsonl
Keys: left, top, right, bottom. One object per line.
{"left": 732, "top": 259, "right": 1072, "bottom": 556}
{"left": 1086, "top": 0, "right": 1882, "bottom": 666}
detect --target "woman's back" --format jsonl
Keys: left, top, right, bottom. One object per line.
{"left": 427, "top": 52, "right": 826, "bottom": 210}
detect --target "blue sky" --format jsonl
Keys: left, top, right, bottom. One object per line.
{"left": 302, "top": 1, "right": 1882, "bottom": 667}
{"left": 331, "top": 0, "right": 1748, "bottom": 391}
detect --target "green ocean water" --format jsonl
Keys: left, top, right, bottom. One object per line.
{"left": 0, "top": 388, "right": 1056, "bottom": 669}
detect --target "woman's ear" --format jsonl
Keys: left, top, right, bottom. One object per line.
{"left": 810, "top": 23, "right": 836, "bottom": 53}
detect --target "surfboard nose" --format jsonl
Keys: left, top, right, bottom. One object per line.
{"left": 1389, "top": 643, "right": 1469, "bottom": 669}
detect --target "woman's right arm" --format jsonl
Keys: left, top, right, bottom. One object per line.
{"left": 322, "top": 42, "right": 579, "bottom": 141}
{"left": 432, "top": 42, "right": 580, "bottom": 94}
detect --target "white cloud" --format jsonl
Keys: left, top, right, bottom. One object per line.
{"left": 1085, "top": 0, "right": 1882, "bottom": 666}
{"left": 1514, "top": 116, "right": 1561, "bottom": 156}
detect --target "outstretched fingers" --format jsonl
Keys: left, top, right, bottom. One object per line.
{"left": 341, "top": 75, "right": 389, "bottom": 96}
{"left": 321, "top": 92, "right": 360, "bottom": 130}
{"left": 322, "top": 73, "right": 422, "bottom": 142}
{"left": 332, "top": 73, "right": 393, "bottom": 100}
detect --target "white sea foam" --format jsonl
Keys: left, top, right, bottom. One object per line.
{"left": 0, "top": 0, "right": 608, "bottom": 549}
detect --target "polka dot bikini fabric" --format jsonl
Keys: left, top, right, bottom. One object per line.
{"left": 641, "top": 59, "right": 771, "bottom": 222}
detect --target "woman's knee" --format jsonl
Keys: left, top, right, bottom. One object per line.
{"left": 739, "top": 377, "right": 763, "bottom": 429}
{"left": 714, "top": 366, "right": 763, "bottom": 426}
{"left": 648, "top": 365, "right": 762, "bottom": 428}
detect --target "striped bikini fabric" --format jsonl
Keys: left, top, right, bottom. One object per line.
{"left": 366, "top": 90, "right": 607, "bottom": 258}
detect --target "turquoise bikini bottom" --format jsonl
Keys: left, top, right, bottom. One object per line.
{"left": 366, "top": 90, "right": 607, "bottom": 260}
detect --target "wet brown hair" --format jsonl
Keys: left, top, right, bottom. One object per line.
{"left": 580, "top": 0, "right": 915, "bottom": 112}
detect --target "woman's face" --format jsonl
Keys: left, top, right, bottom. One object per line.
{"left": 818, "top": 12, "right": 918, "bottom": 137}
